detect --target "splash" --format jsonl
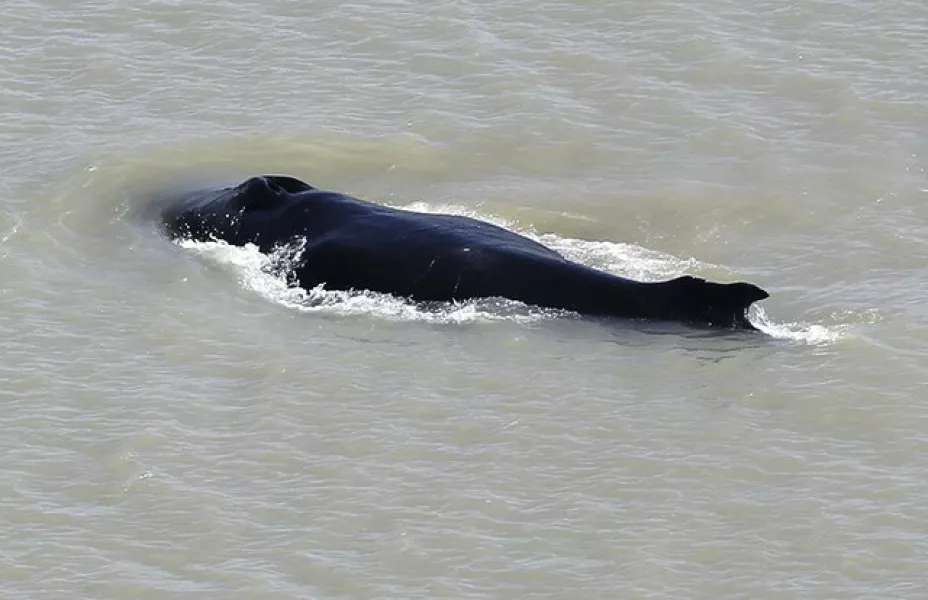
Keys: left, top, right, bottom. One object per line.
{"left": 177, "top": 238, "right": 559, "bottom": 324}
{"left": 396, "top": 201, "right": 699, "bottom": 280}
{"left": 0, "top": 215, "right": 22, "bottom": 259}
{"left": 750, "top": 306, "right": 846, "bottom": 345}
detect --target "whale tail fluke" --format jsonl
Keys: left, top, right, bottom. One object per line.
{"left": 660, "top": 275, "right": 769, "bottom": 330}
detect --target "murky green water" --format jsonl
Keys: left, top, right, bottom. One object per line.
{"left": 2, "top": 1, "right": 926, "bottom": 597}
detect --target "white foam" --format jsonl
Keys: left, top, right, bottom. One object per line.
{"left": 1, "top": 215, "right": 22, "bottom": 258}
{"left": 750, "top": 306, "right": 846, "bottom": 345}
{"left": 396, "top": 201, "right": 696, "bottom": 280}
{"left": 177, "top": 238, "right": 558, "bottom": 324}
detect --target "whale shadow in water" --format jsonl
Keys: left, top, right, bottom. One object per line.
{"left": 158, "top": 175, "right": 769, "bottom": 330}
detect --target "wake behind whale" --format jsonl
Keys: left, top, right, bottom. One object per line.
{"left": 159, "top": 175, "right": 770, "bottom": 330}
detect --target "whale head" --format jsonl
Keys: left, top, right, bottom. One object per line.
{"left": 160, "top": 175, "right": 317, "bottom": 249}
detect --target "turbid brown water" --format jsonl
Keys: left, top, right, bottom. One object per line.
{"left": 2, "top": 1, "right": 926, "bottom": 598}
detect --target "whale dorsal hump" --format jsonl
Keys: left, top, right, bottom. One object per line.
{"left": 236, "top": 175, "right": 316, "bottom": 211}
{"left": 263, "top": 175, "right": 316, "bottom": 194}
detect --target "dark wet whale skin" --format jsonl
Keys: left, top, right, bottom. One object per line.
{"left": 161, "top": 175, "right": 769, "bottom": 329}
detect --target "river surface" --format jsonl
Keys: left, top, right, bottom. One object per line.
{"left": 2, "top": 1, "right": 927, "bottom": 598}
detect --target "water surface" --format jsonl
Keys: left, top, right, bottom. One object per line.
{"left": 2, "top": 0, "right": 927, "bottom": 598}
